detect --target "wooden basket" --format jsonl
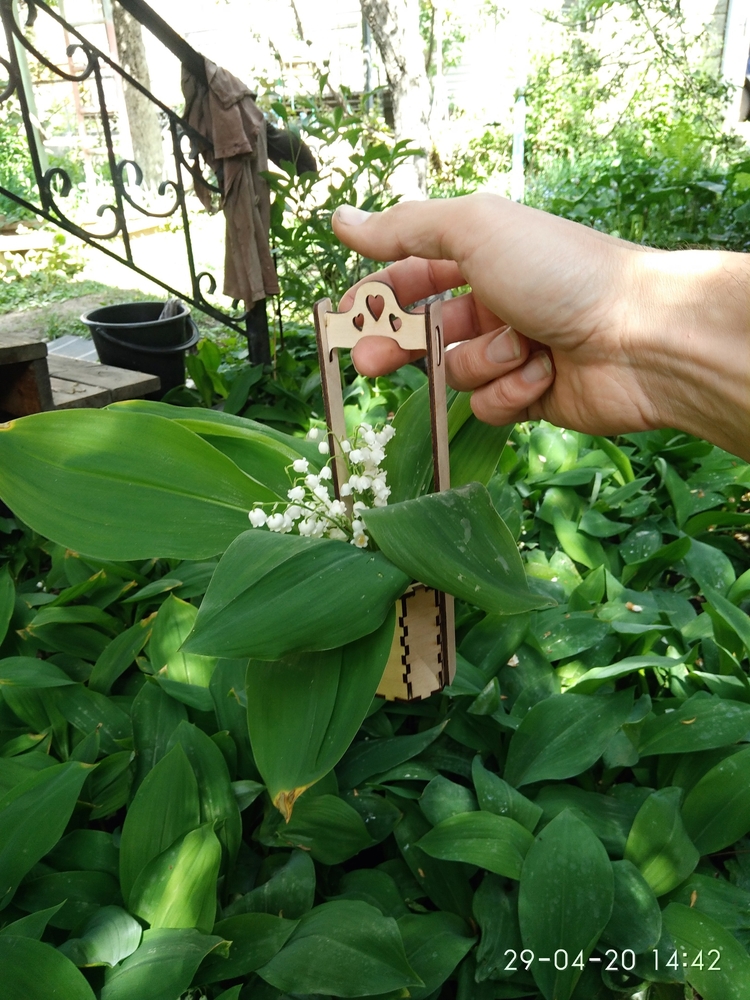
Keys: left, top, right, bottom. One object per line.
{"left": 313, "top": 281, "right": 456, "bottom": 701}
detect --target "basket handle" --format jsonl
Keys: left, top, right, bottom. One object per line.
{"left": 93, "top": 317, "right": 200, "bottom": 354}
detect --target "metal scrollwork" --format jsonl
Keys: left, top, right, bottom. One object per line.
{"left": 115, "top": 160, "right": 182, "bottom": 219}
{"left": 0, "top": 55, "right": 17, "bottom": 104}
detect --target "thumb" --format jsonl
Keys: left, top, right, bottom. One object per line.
{"left": 332, "top": 198, "right": 474, "bottom": 264}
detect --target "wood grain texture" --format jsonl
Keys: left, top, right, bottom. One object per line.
{"left": 47, "top": 356, "right": 160, "bottom": 400}
{"left": 0, "top": 330, "right": 48, "bottom": 365}
{"left": 0, "top": 359, "right": 54, "bottom": 416}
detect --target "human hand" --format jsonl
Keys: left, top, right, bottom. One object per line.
{"left": 331, "top": 194, "right": 750, "bottom": 459}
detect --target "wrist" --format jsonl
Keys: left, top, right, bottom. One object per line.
{"left": 627, "top": 248, "right": 750, "bottom": 460}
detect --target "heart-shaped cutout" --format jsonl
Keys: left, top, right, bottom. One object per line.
{"left": 389, "top": 313, "right": 402, "bottom": 333}
{"left": 353, "top": 313, "right": 365, "bottom": 331}
{"left": 366, "top": 294, "right": 384, "bottom": 321}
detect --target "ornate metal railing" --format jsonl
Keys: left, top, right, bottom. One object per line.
{"left": 0, "top": 0, "right": 281, "bottom": 363}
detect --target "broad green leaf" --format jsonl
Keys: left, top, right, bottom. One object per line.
{"left": 343, "top": 788, "right": 401, "bottom": 843}
{"left": 0, "top": 761, "right": 90, "bottom": 910}
{"left": 112, "top": 399, "right": 321, "bottom": 464}
{"left": 148, "top": 596, "right": 216, "bottom": 687}
{"left": 184, "top": 530, "right": 408, "bottom": 659}
{"left": 224, "top": 850, "right": 315, "bottom": 920}
{"left": 0, "top": 565, "right": 14, "bottom": 647}
{"left": 417, "top": 812, "right": 534, "bottom": 879}
{"left": 473, "top": 876, "right": 521, "bottom": 983}
{"left": 0, "top": 656, "right": 76, "bottom": 688}
{"left": 119, "top": 744, "right": 200, "bottom": 905}
{"left": 419, "top": 775, "right": 477, "bottom": 826}
{"left": 600, "top": 859, "right": 661, "bottom": 953}
{"left": 397, "top": 912, "right": 475, "bottom": 999}
{"left": 197, "top": 914, "right": 298, "bottom": 982}
{"left": 130, "top": 681, "right": 188, "bottom": 791}
{"left": 471, "top": 756, "right": 542, "bottom": 832}
{"left": 568, "top": 654, "right": 685, "bottom": 694}
{"left": 680, "top": 537, "right": 736, "bottom": 594}
{"left": 450, "top": 418, "right": 512, "bottom": 489}
{"left": 624, "top": 788, "right": 699, "bottom": 896}
{"left": 167, "top": 721, "right": 242, "bottom": 867}
{"left": 381, "top": 383, "right": 433, "bottom": 503}
{"left": 459, "top": 611, "right": 530, "bottom": 676}
{"left": 87, "top": 751, "right": 134, "bottom": 820}
{"left": 666, "top": 873, "right": 750, "bottom": 930}
{"left": 52, "top": 684, "right": 132, "bottom": 755}
{"left": 129, "top": 823, "right": 221, "bottom": 932}
{"left": 504, "top": 689, "right": 634, "bottom": 787}
{"left": 14, "top": 870, "right": 119, "bottom": 930}
{"left": 592, "top": 436, "right": 634, "bottom": 482}
{"left": 337, "top": 722, "right": 447, "bottom": 789}
{"left": 247, "top": 611, "right": 395, "bottom": 817}
{"left": 553, "top": 511, "right": 607, "bottom": 569}
{"left": 257, "top": 900, "right": 422, "bottom": 996}
{"left": 681, "top": 745, "right": 750, "bottom": 854}
{"left": 0, "top": 410, "right": 277, "bottom": 560}
{"left": 333, "top": 868, "right": 408, "bottom": 918}
{"left": 518, "top": 810, "right": 614, "bottom": 1000}
{"left": 0, "top": 935, "right": 97, "bottom": 1000}
{"left": 392, "top": 798, "right": 474, "bottom": 921}
{"left": 58, "top": 906, "right": 142, "bottom": 967}
{"left": 663, "top": 903, "right": 750, "bottom": 1000}
{"left": 532, "top": 609, "right": 610, "bottom": 660}
{"left": 264, "top": 793, "right": 373, "bottom": 864}
{"left": 88, "top": 617, "right": 153, "bottom": 694}
{"left": 703, "top": 584, "right": 750, "bottom": 660}
{"left": 46, "top": 829, "right": 119, "bottom": 876}
{"left": 638, "top": 692, "right": 750, "bottom": 756}
{"left": 535, "top": 784, "right": 637, "bottom": 858}
{"left": 364, "top": 483, "right": 550, "bottom": 615}
{"left": 0, "top": 903, "right": 64, "bottom": 940}
{"left": 101, "top": 928, "right": 225, "bottom": 1000}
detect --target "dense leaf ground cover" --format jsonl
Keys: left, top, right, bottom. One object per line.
{"left": 1, "top": 405, "right": 749, "bottom": 999}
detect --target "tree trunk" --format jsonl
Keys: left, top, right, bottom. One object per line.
{"left": 360, "top": 0, "right": 431, "bottom": 199}
{"left": 111, "top": 4, "right": 164, "bottom": 188}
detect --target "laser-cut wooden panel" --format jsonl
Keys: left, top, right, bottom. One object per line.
{"left": 314, "top": 280, "right": 456, "bottom": 701}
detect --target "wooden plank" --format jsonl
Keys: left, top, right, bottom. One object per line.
{"left": 50, "top": 377, "right": 112, "bottom": 410}
{"left": 47, "top": 356, "right": 160, "bottom": 401}
{"left": 0, "top": 330, "right": 48, "bottom": 365}
{"left": 0, "top": 358, "right": 54, "bottom": 416}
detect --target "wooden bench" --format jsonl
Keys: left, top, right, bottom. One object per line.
{"left": 0, "top": 330, "right": 160, "bottom": 417}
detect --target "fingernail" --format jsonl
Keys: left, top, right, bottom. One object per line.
{"left": 522, "top": 352, "right": 553, "bottom": 382}
{"left": 486, "top": 328, "right": 520, "bottom": 364}
{"left": 334, "top": 205, "right": 371, "bottom": 226}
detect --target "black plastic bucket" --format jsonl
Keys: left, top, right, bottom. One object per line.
{"left": 81, "top": 301, "right": 200, "bottom": 398}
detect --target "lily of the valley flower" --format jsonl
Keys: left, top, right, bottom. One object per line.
{"left": 247, "top": 420, "right": 395, "bottom": 548}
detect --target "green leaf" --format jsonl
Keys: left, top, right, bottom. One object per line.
{"left": 535, "top": 784, "right": 637, "bottom": 858}
{"left": 197, "top": 914, "right": 298, "bottom": 982}
{"left": 119, "top": 744, "right": 200, "bottom": 906}
{"left": 129, "top": 823, "right": 221, "bottom": 932}
{"left": 381, "top": 384, "right": 433, "bottom": 503}
{"left": 0, "top": 903, "right": 64, "bottom": 940}
{"left": 46, "top": 829, "right": 119, "bottom": 876}
{"left": 703, "top": 584, "right": 750, "bottom": 660}
{"left": 0, "top": 565, "right": 14, "bottom": 647}
{"left": 100, "top": 928, "right": 225, "bottom": 1000}
{"left": 264, "top": 793, "right": 373, "bottom": 865}
{"left": 504, "top": 689, "right": 634, "bottom": 787}
{"left": 600, "top": 859, "right": 661, "bottom": 953}
{"left": 167, "top": 721, "right": 242, "bottom": 867}
{"left": 184, "top": 530, "right": 408, "bottom": 658}
{"left": 396, "top": 912, "right": 475, "bottom": 999}
{"left": 14, "top": 869, "right": 119, "bottom": 930}
{"left": 88, "top": 618, "right": 153, "bottom": 694}
{"left": 130, "top": 681, "right": 188, "bottom": 791}
{"left": 148, "top": 596, "right": 216, "bottom": 687}
{"left": 450, "top": 419, "right": 512, "bottom": 489}
{"left": 638, "top": 692, "right": 750, "bottom": 756}
{"left": 58, "top": 906, "right": 142, "bottom": 967}
{"left": 681, "top": 745, "right": 750, "bottom": 854}
{"left": 417, "top": 812, "right": 534, "bottom": 879}
{"left": 473, "top": 875, "right": 521, "bottom": 982}
{"left": 0, "top": 761, "right": 90, "bottom": 910}
{"left": 0, "top": 410, "right": 277, "bottom": 560}
{"left": 518, "top": 810, "right": 614, "bottom": 1000}
{"left": 224, "top": 850, "right": 315, "bottom": 920}
{"left": 52, "top": 684, "right": 132, "bottom": 755}
{"left": 662, "top": 903, "right": 750, "bottom": 1000}
{"left": 471, "top": 756, "right": 542, "bottom": 831}
{"left": 592, "top": 436, "right": 634, "bottom": 483}
{"left": 256, "top": 900, "right": 423, "bottom": 997}
{"left": 363, "top": 483, "right": 550, "bottom": 615}
{"left": 247, "top": 611, "right": 395, "bottom": 817}
{"left": 419, "top": 775, "right": 477, "bottom": 826}
{"left": 553, "top": 511, "right": 607, "bottom": 570}
{"left": 0, "top": 656, "right": 76, "bottom": 688}
{"left": 624, "top": 787, "right": 699, "bottom": 896}
{"left": 665, "top": 873, "right": 750, "bottom": 930}
{"left": 0, "top": 935, "right": 97, "bottom": 1000}
{"left": 337, "top": 722, "right": 447, "bottom": 789}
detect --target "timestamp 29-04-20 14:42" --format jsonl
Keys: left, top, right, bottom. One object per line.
{"left": 503, "top": 948, "right": 722, "bottom": 974}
